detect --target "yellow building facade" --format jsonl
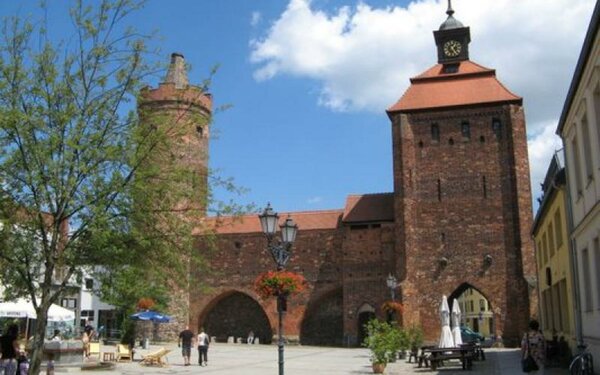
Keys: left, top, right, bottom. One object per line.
{"left": 457, "top": 288, "right": 493, "bottom": 338}
{"left": 531, "top": 154, "right": 576, "bottom": 353}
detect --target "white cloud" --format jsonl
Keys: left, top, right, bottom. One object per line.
{"left": 251, "top": 11, "right": 262, "bottom": 27}
{"left": 306, "top": 196, "right": 323, "bottom": 204}
{"left": 250, "top": 0, "right": 594, "bottom": 203}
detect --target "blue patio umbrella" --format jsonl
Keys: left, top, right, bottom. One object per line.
{"left": 130, "top": 310, "right": 171, "bottom": 323}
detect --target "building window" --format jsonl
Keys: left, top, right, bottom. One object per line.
{"left": 81, "top": 310, "right": 95, "bottom": 322}
{"left": 482, "top": 175, "right": 487, "bottom": 198}
{"left": 548, "top": 224, "right": 555, "bottom": 258}
{"left": 470, "top": 300, "right": 474, "bottom": 312}
{"left": 461, "top": 121, "right": 471, "bottom": 140}
{"left": 554, "top": 210, "right": 563, "bottom": 248}
{"left": 581, "top": 248, "right": 593, "bottom": 312}
{"left": 542, "top": 233, "right": 548, "bottom": 264}
{"left": 492, "top": 118, "right": 502, "bottom": 139}
{"left": 595, "top": 238, "right": 600, "bottom": 310}
{"left": 431, "top": 123, "right": 440, "bottom": 142}
{"left": 594, "top": 86, "right": 600, "bottom": 150}
{"left": 61, "top": 298, "right": 77, "bottom": 309}
{"left": 571, "top": 136, "right": 584, "bottom": 195}
{"left": 479, "top": 299, "right": 486, "bottom": 312}
{"left": 85, "top": 278, "right": 94, "bottom": 290}
{"left": 581, "top": 115, "right": 594, "bottom": 183}
{"left": 437, "top": 179, "right": 442, "bottom": 202}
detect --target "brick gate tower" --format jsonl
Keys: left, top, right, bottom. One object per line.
{"left": 138, "top": 53, "right": 212, "bottom": 338}
{"left": 387, "top": 2, "right": 536, "bottom": 345}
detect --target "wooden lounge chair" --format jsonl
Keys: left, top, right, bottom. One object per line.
{"left": 116, "top": 344, "right": 132, "bottom": 362}
{"left": 140, "top": 347, "right": 171, "bottom": 367}
{"left": 89, "top": 342, "right": 101, "bottom": 360}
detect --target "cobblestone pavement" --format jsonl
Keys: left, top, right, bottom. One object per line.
{"left": 54, "top": 343, "right": 570, "bottom": 374}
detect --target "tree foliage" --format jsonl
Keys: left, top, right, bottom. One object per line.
{"left": 0, "top": 1, "right": 240, "bottom": 373}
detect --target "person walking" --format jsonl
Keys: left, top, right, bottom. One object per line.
{"left": 1, "top": 324, "right": 20, "bottom": 375}
{"left": 197, "top": 327, "right": 209, "bottom": 366}
{"left": 521, "top": 319, "right": 546, "bottom": 374}
{"left": 178, "top": 326, "right": 195, "bottom": 366}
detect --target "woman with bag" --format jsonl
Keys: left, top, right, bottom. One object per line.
{"left": 521, "top": 320, "right": 545, "bottom": 374}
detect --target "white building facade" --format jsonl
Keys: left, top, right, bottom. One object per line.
{"left": 557, "top": 1, "right": 600, "bottom": 367}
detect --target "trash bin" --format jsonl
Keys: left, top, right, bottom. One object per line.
{"left": 143, "top": 338, "right": 149, "bottom": 349}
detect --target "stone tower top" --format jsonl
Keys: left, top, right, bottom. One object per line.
{"left": 164, "top": 53, "right": 189, "bottom": 89}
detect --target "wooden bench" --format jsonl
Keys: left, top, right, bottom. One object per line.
{"left": 425, "top": 347, "right": 475, "bottom": 370}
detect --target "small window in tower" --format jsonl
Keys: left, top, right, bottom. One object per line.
{"left": 448, "top": 138, "right": 454, "bottom": 145}
{"left": 437, "top": 179, "right": 442, "bottom": 202}
{"left": 196, "top": 125, "right": 203, "bottom": 137}
{"left": 431, "top": 123, "right": 440, "bottom": 142}
{"left": 442, "top": 64, "right": 459, "bottom": 74}
{"left": 480, "top": 135, "right": 485, "bottom": 143}
{"left": 492, "top": 118, "right": 502, "bottom": 139}
{"left": 418, "top": 140, "right": 424, "bottom": 148}
{"left": 482, "top": 175, "right": 488, "bottom": 198}
{"left": 461, "top": 121, "right": 471, "bottom": 140}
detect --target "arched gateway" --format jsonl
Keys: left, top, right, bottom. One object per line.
{"left": 199, "top": 291, "right": 273, "bottom": 344}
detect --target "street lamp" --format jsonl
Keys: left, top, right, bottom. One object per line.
{"left": 258, "top": 203, "right": 298, "bottom": 375}
{"left": 386, "top": 273, "right": 397, "bottom": 301}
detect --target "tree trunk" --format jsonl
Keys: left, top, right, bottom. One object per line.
{"left": 29, "top": 310, "right": 49, "bottom": 375}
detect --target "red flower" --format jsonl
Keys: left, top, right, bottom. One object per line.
{"left": 381, "top": 301, "right": 403, "bottom": 314}
{"left": 254, "top": 271, "right": 306, "bottom": 299}
{"left": 137, "top": 297, "right": 156, "bottom": 310}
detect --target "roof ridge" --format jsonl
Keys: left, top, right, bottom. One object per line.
{"left": 206, "top": 208, "right": 344, "bottom": 220}
{"left": 347, "top": 192, "right": 393, "bottom": 198}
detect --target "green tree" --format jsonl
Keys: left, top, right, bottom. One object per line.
{"left": 0, "top": 1, "right": 243, "bottom": 373}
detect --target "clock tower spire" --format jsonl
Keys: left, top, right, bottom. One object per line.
{"left": 433, "top": 0, "right": 471, "bottom": 65}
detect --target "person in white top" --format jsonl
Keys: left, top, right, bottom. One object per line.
{"left": 197, "top": 328, "right": 209, "bottom": 366}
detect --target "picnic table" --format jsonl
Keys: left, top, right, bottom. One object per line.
{"left": 423, "top": 346, "right": 476, "bottom": 370}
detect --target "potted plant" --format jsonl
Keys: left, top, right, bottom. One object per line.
{"left": 406, "top": 325, "right": 424, "bottom": 362}
{"left": 363, "top": 319, "right": 397, "bottom": 373}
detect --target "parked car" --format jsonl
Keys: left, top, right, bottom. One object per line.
{"left": 460, "top": 326, "right": 484, "bottom": 343}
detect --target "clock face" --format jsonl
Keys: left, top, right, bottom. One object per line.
{"left": 443, "top": 40, "right": 462, "bottom": 58}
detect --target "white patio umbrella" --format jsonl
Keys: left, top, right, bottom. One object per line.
{"left": 0, "top": 298, "right": 75, "bottom": 321}
{"left": 451, "top": 299, "right": 463, "bottom": 346}
{"left": 438, "top": 295, "right": 454, "bottom": 348}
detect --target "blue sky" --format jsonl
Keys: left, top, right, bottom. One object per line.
{"left": 0, "top": 0, "right": 595, "bottom": 215}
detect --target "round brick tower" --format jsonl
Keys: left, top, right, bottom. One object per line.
{"left": 138, "top": 53, "right": 212, "bottom": 339}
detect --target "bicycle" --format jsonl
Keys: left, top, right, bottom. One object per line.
{"left": 569, "top": 344, "right": 594, "bottom": 375}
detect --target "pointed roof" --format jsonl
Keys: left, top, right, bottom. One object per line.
{"left": 387, "top": 60, "right": 521, "bottom": 113}
{"left": 164, "top": 53, "right": 189, "bottom": 89}
{"left": 342, "top": 193, "right": 394, "bottom": 223}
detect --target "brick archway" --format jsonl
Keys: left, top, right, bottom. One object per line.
{"left": 199, "top": 291, "right": 273, "bottom": 344}
{"left": 448, "top": 282, "right": 494, "bottom": 338}
{"left": 300, "top": 287, "right": 343, "bottom": 346}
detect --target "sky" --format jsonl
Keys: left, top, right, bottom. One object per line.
{"left": 0, "top": 0, "right": 595, "bottom": 215}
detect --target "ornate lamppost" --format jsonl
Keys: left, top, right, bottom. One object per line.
{"left": 386, "top": 273, "right": 397, "bottom": 301}
{"left": 258, "top": 203, "right": 298, "bottom": 375}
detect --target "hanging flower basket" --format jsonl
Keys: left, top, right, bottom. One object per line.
{"left": 381, "top": 301, "right": 403, "bottom": 315}
{"left": 254, "top": 271, "right": 306, "bottom": 299}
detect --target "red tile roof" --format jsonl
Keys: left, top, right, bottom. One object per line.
{"left": 201, "top": 209, "right": 343, "bottom": 234}
{"left": 387, "top": 60, "right": 521, "bottom": 113}
{"left": 342, "top": 193, "right": 394, "bottom": 223}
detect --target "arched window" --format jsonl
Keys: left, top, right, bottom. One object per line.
{"left": 431, "top": 123, "right": 440, "bottom": 141}
{"left": 461, "top": 121, "right": 471, "bottom": 140}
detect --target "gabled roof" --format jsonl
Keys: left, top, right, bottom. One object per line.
{"left": 387, "top": 60, "right": 521, "bottom": 113}
{"left": 342, "top": 193, "right": 394, "bottom": 223}
{"left": 202, "top": 209, "right": 343, "bottom": 235}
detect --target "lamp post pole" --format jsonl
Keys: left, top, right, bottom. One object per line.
{"left": 386, "top": 274, "right": 398, "bottom": 322}
{"left": 259, "top": 203, "right": 298, "bottom": 375}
